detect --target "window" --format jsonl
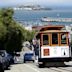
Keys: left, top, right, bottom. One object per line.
{"left": 43, "top": 34, "right": 49, "bottom": 45}
{"left": 52, "top": 33, "right": 58, "bottom": 44}
{"left": 61, "top": 33, "right": 67, "bottom": 44}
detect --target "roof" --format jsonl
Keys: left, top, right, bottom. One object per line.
{"left": 34, "top": 25, "right": 67, "bottom": 39}
{"left": 32, "top": 25, "right": 64, "bottom": 31}
{"left": 39, "top": 30, "right": 69, "bottom": 33}
{"left": 40, "top": 25, "right": 64, "bottom": 31}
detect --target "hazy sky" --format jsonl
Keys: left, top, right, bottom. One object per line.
{"left": 0, "top": 0, "right": 72, "bottom": 7}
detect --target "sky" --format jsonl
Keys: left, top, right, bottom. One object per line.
{"left": 0, "top": 0, "right": 72, "bottom": 8}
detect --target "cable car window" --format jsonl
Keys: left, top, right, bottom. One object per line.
{"left": 43, "top": 35, "right": 49, "bottom": 45}
{"left": 52, "top": 33, "right": 58, "bottom": 44}
{"left": 61, "top": 33, "right": 67, "bottom": 44}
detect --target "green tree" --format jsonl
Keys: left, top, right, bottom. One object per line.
{"left": 0, "top": 8, "right": 14, "bottom": 26}
{"left": 0, "top": 22, "right": 7, "bottom": 39}
{"left": 0, "top": 8, "right": 24, "bottom": 53}
{"left": 0, "top": 8, "right": 36, "bottom": 53}
{"left": 0, "top": 22, "right": 7, "bottom": 50}
{"left": 22, "top": 29, "right": 36, "bottom": 42}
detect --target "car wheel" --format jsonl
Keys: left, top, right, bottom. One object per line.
{"left": 33, "top": 60, "right": 34, "bottom": 63}
{"left": 5, "top": 62, "right": 9, "bottom": 69}
{"left": 38, "top": 63, "right": 45, "bottom": 68}
{"left": 0, "top": 64, "right": 4, "bottom": 72}
{"left": 38, "top": 64, "right": 44, "bottom": 68}
{"left": 24, "top": 60, "right": 26, "bottom": 63}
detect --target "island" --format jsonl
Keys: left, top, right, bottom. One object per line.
{"left": 13, "top": 5, "right": 52, "bottom": 10}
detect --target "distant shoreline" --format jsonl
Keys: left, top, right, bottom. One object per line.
{"left": 13, "top": 5, "right": 52, "bottom": 11}
{"left": 13, "top": 8, "right": 52, "bottom": 11}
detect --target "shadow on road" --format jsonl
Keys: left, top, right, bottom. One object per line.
{"left": 36, "top": 62, "right": 72, "bottom": 68}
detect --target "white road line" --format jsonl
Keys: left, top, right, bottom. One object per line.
{"left": 25, "top": 64, "right": 40, "bottom": 72}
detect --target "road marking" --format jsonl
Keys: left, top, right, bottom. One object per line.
{"left": 25, "top": 64, "right": 40, "bottom": 72}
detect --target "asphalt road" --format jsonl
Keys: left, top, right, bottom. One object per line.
{"left": 5, "top": 61, "right": 72, "bottom": 72}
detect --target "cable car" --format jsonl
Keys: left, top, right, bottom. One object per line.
{"left": 35, "top": 25, "right": 72, "bottom": 67}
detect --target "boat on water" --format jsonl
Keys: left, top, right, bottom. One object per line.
{"left": 41, "top": 17, "right": 72, "bottom": 22}
{"left": 41, "top": 17, "right": 57, "bottom": 22}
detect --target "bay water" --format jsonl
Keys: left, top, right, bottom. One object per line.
{"left": 13, "top": 9, "right": 72, "bottom": 26}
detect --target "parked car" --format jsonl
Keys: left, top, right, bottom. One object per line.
{"left": 0, "top": 56, "right": 4, "bottom": 72}
{"left": 7, "top": 54, "right": 14, "bottom": 64}
{"left": 24, "top": 51, "right": 34, "bottom": 63}
{"left": 14, "top": 52, "right": 22, "bottom": 64}
{"left": 0, "top": 50, "right": 10, "bottom": 69}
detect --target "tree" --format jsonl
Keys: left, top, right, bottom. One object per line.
{"left": 0, "top": 8, "right": 14, "bottom": 26}
{"left": 0, "top": 22, "right": 7, "bottom": 39}
{"left": 0, "top": 8, "right": 36, "bottom": 54}
{"left": 0, "top": 8, "right": 24, "bottom": 53}
{"left": 0, "top": 22, "right": 7, "bottom": 50}
{"left": 22, "top": 29, "right": 36, "bottom": 42}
